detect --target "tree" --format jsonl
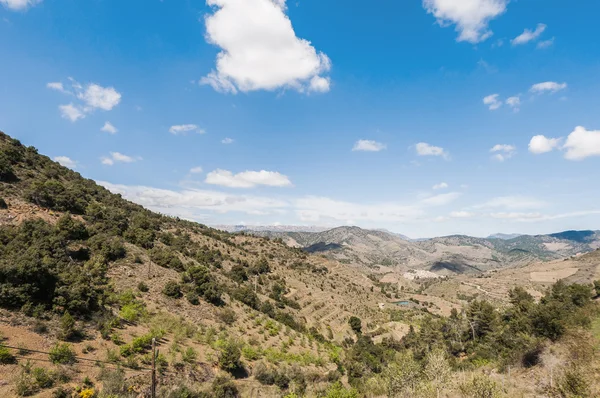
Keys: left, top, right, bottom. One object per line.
{"left": 349, "top": 316, "right": 362, "bottom": 334}
{"left": 218, "top": 340, "right": 242, "bottom": 372}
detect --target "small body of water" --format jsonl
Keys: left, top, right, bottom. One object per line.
{"left": 393, "top": 301, "right": 411, "bottom": 306}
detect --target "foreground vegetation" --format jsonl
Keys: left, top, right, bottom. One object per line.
{"left": 1, "top": 131, "right": 600, "bottom": 397}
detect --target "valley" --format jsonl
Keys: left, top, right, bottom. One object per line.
{"left": 1, "top": 132, "right": 600, "bottom": 397}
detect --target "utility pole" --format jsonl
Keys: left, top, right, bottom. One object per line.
{"left": 151, "top": 338, "right": 156, "bottom": 398}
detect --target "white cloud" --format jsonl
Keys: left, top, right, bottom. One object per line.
{"left": 563, "top": 126, "right": 600, "bottom": 161}
{"left": 295, "top": 196, "right": 423, "bottom": 224}
{"left": 78, "top": 84, "right": 121, "bottom": 111}
{"left": 450, "top": 211, "right": 475, "bottom": 218}
{"left": 46, "top": 82, "right": 67, "bottom": 93}
{"left": 421, "top": 192, "right": 462, "bottom": 206}
{"left": 432, "top": 182, "right": 448, "bottom": 190}
{"left": 511, "top": 23, "right": 547, "bottom": 45}
{"left": 48, "top": 78, "right": 122, "bottom": 122}
{"left": 59, "top": 104, "right": 85, "bottom": 122}
{"left": 422, "top": 0, "right": 508, "bottom": 43}
{"left": 490, "top": 144, "right": 516, "bottom": 162}
{"left": 505, "top": 95, "right": 520, "bottom": 111}
{"left": 483, "top": 93, "right": 502, "bottom": 110}
{"left": 101, "top": 122, "right": 118, "bottom": 134}
{"left": 201, "top": 0, "right": 331, "bottom": 94}
{"left": 53, "top": 156, "right": 76, "bottom": 169}
{"left": 537, "top": 37, "right": 554, "bottom": 49}
{"left": 190, "top": 167, "right": 204, "bottom": 174}
{"left": 352, "top": 140, "right": 386, "bottom": 152}
{"left": 100, "top": 182, "right": 289, "bottom": 218}
{"left": 309, "top": 76, "right": 331, "bottom": 93}
{"left": 415, "top": 142, "right": 449, "bottom": 159}
{"left": 222, "top": 137, "right": 234, "bottom": 144}
{"left": 205, "top": 169, "right": 292, "bottom": 188}
{"left": 475, "top": 196, "right": 547, "bottom": 210}
{"left": 490, "top": 212, "right": 543, "bottom": 220}
{"left": 0, "top": 0, "right": 40, "bottom": 11}
{"left": 101, "top": 152, "right": 139, "bottom": 166}
{"left": 169, "top": 124, "right": 205, "bottom": 135}
{"left": 530, "top": 81, "right": 567, "bottom": 94}
{"left": 528, "top": 135, "right": 561, "bottom": 154}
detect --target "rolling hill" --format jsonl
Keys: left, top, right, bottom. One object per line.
{"left": 245, "top": 226, "right": 600, "bottom": 274}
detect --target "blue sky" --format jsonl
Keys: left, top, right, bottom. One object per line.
{"left": 2, "top": 0, "right": 600, "bottom": 238}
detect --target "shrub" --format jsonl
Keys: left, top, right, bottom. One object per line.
{"left": 459, "top": 374, "right": 501, "bottom": 398}
{"left": 49, "top": 343, "right": 76, "bottom": 364}
{"left": 182, "top": 347, "right": 197, "bottom": 363}
{"left": 32, "top": 367, "right": 54, "bottom": 389}
{"left": 186, "top": 290, "right": 200, "bottom": 305}
{"left": 211, "top": 375, "right": 239, "bottom": 398}
{"left": 137, "top": 281, "right": 149, "bottom": 292}
{"left": 58, "top": 312, "right": 79, "bottom": 341}
{"left": 163, "top": 281, "right": 182, "bottom": 298}
{"left": 14, "top": 370, "right": 37, "bottom": 397}
{"left": 348, "top": 316, "right": 362, "bottom": 334}
{"left": 254, "top": 362, "right": 275, "bottom": 385}
{"left": 218, "top": 340, "right": 242, "bottom": 372}
{"left": 0, "top": 346, "right": 16, "bottom": 364}
{"left": 558, "top": 366, "right": 591, "bottom": 398}
{"left": 217, "top": 308, "right": 237, "bottom": 325}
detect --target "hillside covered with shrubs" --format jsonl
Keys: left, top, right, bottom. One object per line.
{"left": 1, "top": 131, "right": 600, "bottom": 397}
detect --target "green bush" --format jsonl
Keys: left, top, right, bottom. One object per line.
{"left": 218, "top": 340, "right": 242, "bottom": 372}
{"left": 58, "top": 312, "right": 79, "bottom": 341}
{"left": 216, "top": 308, "right": 237, "bottom": 325}
{"left": 0, "top": 346, "right": 16, "bottom": 364}
{"left": 211, "top": 374, "right": 239, "bottom": 398}
{"left": 348, "top": 316, "right": 362, "bottom": 334}
{"left": 137, "top": 281, "right": 149, "bottom": 292}
{"left": 163, "top": 281, "right": 182, "bottom": 298}
{"left": 49, "top": 343, "right": 76, "bottom": 364}
{"left": 32, "top": 367, "right": 54, "bottom": 389}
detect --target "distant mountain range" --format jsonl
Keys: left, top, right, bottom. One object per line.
{"left": 226, "top": 225, "right": 600, "bottom": 275}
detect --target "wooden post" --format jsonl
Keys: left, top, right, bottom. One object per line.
{"left": 151, "top": 338, "right": 156, "bottom": 398}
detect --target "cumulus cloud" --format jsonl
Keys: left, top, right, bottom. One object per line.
{"left": 352, "top": 140, "right": 386, "bottom": 152}
{"left": 433, "top": 182, "right": 448, "bottom": 190}
{"left": 0, "top": 0, "right": 40, "bottom": 11}
{"left": 490, "top": 144, "right": 516, "bottom": 162}
{"left": 483, "top": 94, "right": 502, "bottom": 110}
{"left": 53, "top": 156, "right": 76, "bottom": 169}
{"left": 201, "top": 0, "right": 331, "bottom": 94}
{"left": 59, "top": 104, "right": 85, "bottom": 122}
{"left": 101, "top": 152, "right": 140, "bottom": 166}
{"left": 222, "top": 137, "right": 234, "bottom": 144}
{"left": 530, "top": 81, "right": 567, "bottom": 94}
{"left": 101, "top": 122, "right": 118, "bottom": 134}
{"left": 563, "top": 126, "right": 600, "bottom": 161}
{"left": 169, "top": 124, "right": 205, "bottom": 135}
{"left": 78, "top": 84, "right": 121, "bottom": 111}
{"left": 511, "top": 23, "right": 547, "bottom": 45}
{"left": 48, "top": 78, "right": 121, "bottom": 122}
{"left": 415, "top": 142, "right": 449, "bottom": 159}
{"left": 205, "top": 169, "right": 292, "bottom": 188}
{"left": 190, "top": 167, "right": 204, "bottom": 174}
{"left": 528, "top": 135, "right": 561, "bottom": 154}
{"left": 422, "top": 0, "right": 508, "bottom": 43}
